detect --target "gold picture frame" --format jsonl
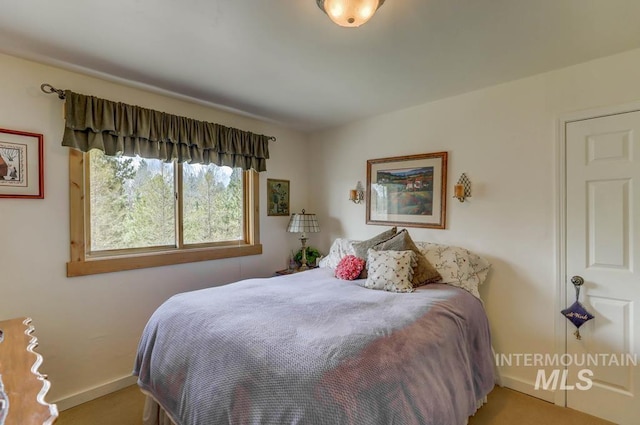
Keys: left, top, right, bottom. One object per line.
{"left": 267, "top": 178, "right": 290, "bottom": 216}
{"left": 366, "top": 152, "right": 447, "bottom": 229}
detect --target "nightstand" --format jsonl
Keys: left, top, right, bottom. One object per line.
{"left": 274, "top": 266, "right": 318, "bottom": 276}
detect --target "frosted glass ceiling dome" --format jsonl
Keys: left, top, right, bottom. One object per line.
{"left": 316, "top": 0, "right": 386, "bottom": 28}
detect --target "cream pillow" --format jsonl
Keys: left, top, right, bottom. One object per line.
{"left": 415, "top": 242, "right": 491, "bottom": 299}
{"left": 318, "top": 238, "right": 356, "bottom": 269}
{"left": 363, "top": 249, "right": 416, "bottom": 293}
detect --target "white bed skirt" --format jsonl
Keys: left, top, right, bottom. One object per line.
{"left": 142, "top": 394, "right": 176, "bottom": 425}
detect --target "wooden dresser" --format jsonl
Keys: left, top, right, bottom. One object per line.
{"left": 0, "top": 317, "right": 58, "bottom": 425}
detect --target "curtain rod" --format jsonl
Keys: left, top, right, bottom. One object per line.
{"left": 40, "top": 83, "right": 277, "bottom": 141}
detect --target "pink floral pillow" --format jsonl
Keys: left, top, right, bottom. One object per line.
{"left": 335, "top": 255, "right": 366, "bottom": 280}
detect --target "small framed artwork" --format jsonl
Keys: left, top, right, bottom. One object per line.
{"left": 366, "top": 152, "right": 447, "bottom": 229}
{"left": 0, "top": 128, "right": 44, "bottom": 199}
{"left": 267, "top": 178, "right": 290, "bottom": 216}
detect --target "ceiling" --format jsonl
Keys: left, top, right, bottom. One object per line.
{"left": 1, "top": 0, "right": 640, "bottom": 132}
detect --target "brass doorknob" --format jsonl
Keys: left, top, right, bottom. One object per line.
{"left": 570, "top": 276, "right": 584, "bottom": 286}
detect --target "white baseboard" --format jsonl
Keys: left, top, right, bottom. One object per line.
{"left": 500, "top": 373, "right": 556, "bottom": 403}
{"left": 54, "top": 375, "right": 138, "bottom": 411}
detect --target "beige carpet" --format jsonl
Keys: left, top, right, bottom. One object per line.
{"left": 56, "top": 385, "right": 615, "bottom": 425}
{"left": 468, "top": 386, "right": 615, "bottom": 425}
{"left": 56, "top": 385, "right": 145, "bottom": 425}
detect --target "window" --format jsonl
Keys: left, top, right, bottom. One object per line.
{"left": 67, "top": 150, "right": 261, "bottom": 277}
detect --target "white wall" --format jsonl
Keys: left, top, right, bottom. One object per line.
{"left": 5, "top": 45, "right": 640, "bottom": 409}
{"left": 308, "top": 48, "right": 640, "bottom": 401}
{"left": 0, "top": 53, "right": 311, "bottom": 408}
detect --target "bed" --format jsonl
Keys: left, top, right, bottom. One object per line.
{"left": 134, "top": 238, "right": 495, "bottom": 425}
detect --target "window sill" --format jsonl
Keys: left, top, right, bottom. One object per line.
{"left": 66, "top": 244, "right": 262, "bottom": 277}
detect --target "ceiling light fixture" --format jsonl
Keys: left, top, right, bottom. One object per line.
{"left": 316, "top": 0, "right": 386, "bottom": 28}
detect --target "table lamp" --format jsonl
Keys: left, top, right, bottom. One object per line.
{"left": 287, "top": 209, "right": 320, "bottom": 270}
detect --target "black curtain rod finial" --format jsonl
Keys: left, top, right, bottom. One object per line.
{"left": 40, "top": 83, "right": 66, "bottom": 99}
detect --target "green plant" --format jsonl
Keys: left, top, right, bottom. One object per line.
{"left": 294, "top": 246, "right": 321, "bottom": 267}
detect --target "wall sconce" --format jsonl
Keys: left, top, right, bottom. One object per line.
{"left": 349, "top": 181, "right": 365, "bottom": 204}
{"left": 453, "top": 173, "right": 472, "bottom": 202}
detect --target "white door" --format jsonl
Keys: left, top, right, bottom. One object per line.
{"left": 566, "top": 110, "right": 640, "bottom": 424}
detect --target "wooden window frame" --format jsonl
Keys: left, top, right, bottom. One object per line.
{"left": 67, "top": 150, "right": 261, "bottom": 277}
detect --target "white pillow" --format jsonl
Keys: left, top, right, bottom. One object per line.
{"left": 415, "top": 242, "right": 491, "bottom": 299}
{"left": 363, "top": 249, "right": 416, "bottom": 293}
{"left": 318, "top": 238, "right": 356, "bottom": 269}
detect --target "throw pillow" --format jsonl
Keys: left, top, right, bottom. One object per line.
{"left": 318, "top": 238, "right": 356, "bottom": 269}
{"left": 373, "top": 229, "right": 441, "bottom": 287}
{"left": 335, "top": 255, "right": 366, "bottom": 280}
{"left": 415, "top": 242, "right": 491, "bottom": 299}
{"left": 351, "top": 226, "right": 397, "bottom": 278}
{"left": 363, "top": 249, "right": 416, "bottom": 293}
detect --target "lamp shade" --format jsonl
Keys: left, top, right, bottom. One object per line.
{"left": 287, "top": 209, "right": 320, "bottom": 235}
{"left": 316, "top": 0, "right": 385, "bottom": 28}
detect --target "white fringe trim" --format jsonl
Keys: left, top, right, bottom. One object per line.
{"left": 464, "top": 396, "right": 489, "bottom": 425}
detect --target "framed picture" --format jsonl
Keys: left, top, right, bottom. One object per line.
{"left": 267, "top": 178, "right": 290, "bottom": 216}
{"left": 0, "top": 128, "right": 44, "bottom": 199}
{"left": 366, "top": 152, "right": 447, "bottom": 229}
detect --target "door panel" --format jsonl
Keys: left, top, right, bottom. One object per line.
{"left": 587, "top": 179, "right": 629, "bottom": 269}
{"left": 566, "top": 111, "right": 640, "bottom": 424}
{"left": 585, "top": 296, "right": 632, "bottom": 393}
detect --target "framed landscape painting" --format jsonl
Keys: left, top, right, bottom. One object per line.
{"left": 267, "top": 178, "right": 290, "bottom": 216}
{"left": 366, "top": 152, "right": 447, "bottom": 229}
{"left": 0, "top": 128, "right": 44, "bottom": 199}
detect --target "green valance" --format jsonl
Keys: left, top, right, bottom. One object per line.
{"left": 61, "top": 90, "right": 271, "bottom": 171}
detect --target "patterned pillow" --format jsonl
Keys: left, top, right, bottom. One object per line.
{"left": 372, "top": 229, "right": 441, "bottom": 287}
{"left": 363, "top": 249, "right": 416, "bottom": 293}
{"left": 415, "top": 242, "right": 491, "bottom": 299}
{"left": 318, "top": 238, "right": 356, "bottom": 269}
{"left": 351, "top": 227, "right": 397, "bottom": 278}
{"left": 335, "top": 255, "right": 366, "bottom": 280}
